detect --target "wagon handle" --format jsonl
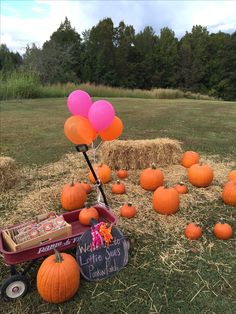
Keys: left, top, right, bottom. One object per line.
{"left": 75, "top": 145, "right": 109, "bottom": 208}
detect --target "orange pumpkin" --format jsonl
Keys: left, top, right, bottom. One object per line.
{"left": 222, "top": 180, "right": 236, "bottom": 206}
{"left": 117, "top": 169, "right": 128, "bottom": 179}
{"left": 174, "top": 182, "right": 187, "bottom": 194}
{"left": 112, "top": 180, "right": 126, "bottom": 194}
{"left": 37, "top": 249, "right": 80, "bottom": 303}
{"left": 152, "top": 185, "right": 179, "bottom": 215}
{"left": 61, "top": 181, "right": 87, "bottom": 211}
{"left": 187, "top": 164, "right": 213, "bottom": 187}
{"left": 79, "top": 206, "right": 99, "bottom": 225}
{"left": 213, "top": 219, "right": 233, "bottom": 240}
{"left": 89, "top": 163, "right": 111, "bottom": 184}
{"left": 181, "top": 151, "right": 200, "bottom": 168}
{"left": 120, "top": 203, "right": 137, "bottom": 218}
{"left": 228, "top": 170, "right": 236, "bottom": 181}
{"left": 140, "top": 164, "right": 164, "bottom": 191}
{"left": 80, "top": 181, "right": 92, "bottom": 194}
{"left": 185, "top": 223, "right": 202, "bottom": 240}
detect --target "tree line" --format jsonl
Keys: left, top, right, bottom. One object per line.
{"left": 0, "top": 17, "right": 235, "bottom": 100}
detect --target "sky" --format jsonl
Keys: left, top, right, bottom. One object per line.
{"left": 1, "top": 0, "right": 236, "bottom": 54}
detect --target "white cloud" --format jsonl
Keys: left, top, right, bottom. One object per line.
{"left": 32, "top": 6, "right": 46, "bottom": 13}
{"left": 1, "top": 0, "right": 236, "bottom": 53}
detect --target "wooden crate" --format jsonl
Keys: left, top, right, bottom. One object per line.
{"left": 2, "top": 214, "right": 72, "bottom": 252}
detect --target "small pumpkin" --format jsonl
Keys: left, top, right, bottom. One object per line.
{"left": 89, "top": 163, "right": 111, "bottom": 184}
{"left": 79, "top": 204, "right": 100, "bottom": 225}
{"left": 140, "top": 164, "right": 164, "bottom": 191}
{"left": 181, "top": 151, "right": 200, "bottom": 168}
{"left": 80, "top": 181, "right": 92, "bottom": 194}
{"left": 37, "top": 249, "right": 80, "bottom": 303}
{"left": 174, "top": 182, "right": 187, "bottom": 194}
{"left": 120, "top": 203, "right": 137, "bottom": 218}
{"left": 228, "top": 170, "right": 236, "bottom": 181}
{"left": 213, "top": 219, "right": 233, "bottom": 240}
{"left": 187, "top": 164, "right": 213, "bottom": 187}
{"left": 112, "top": 180, "right": 126, "bottom": 194}
{"left": 117, "top": 169, "right": 128, "bottom": 179}
{"left": 61, "top": 180, "right": 87, "bottom": 211}
{"left": 185, "top": 223, "right": 202, "bottom": 240}
{"left": 222, "top": 180, "right": 236, "bottom": 206}
{"left": 152, "top": 185, "right": 179, "bottom": 215}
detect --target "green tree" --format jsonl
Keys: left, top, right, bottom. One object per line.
{"left": 0, "top": 44, "right": 22, "bottom": 72}
{"left": 114, "top": 21, "right": 136, "bottom": 87}
{"left": 218, "top": 31, "right": 236, "bottom": 100}
{"left": 207, "top": 32, "right": 231, "bottom": 97}
{"left": 154, "top": 27, "right": 178, "bottom": 88}
{"left": 82, "top": 18, "right": 116, "bottom": 85}
{"left": 41, "top": 17, "right": 82, "bottom": 83}
{"left": 178, "top": 25, "right": 210, "bottom": 92}
{"left": 134, "top": 26, "right": 157, "bottom": 88}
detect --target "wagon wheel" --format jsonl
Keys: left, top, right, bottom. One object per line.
{"left": 1, "top": 274, "right": 29, "bottom": 301}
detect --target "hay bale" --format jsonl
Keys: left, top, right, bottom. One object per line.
{"left": 0, "top": 157, "right": 19, "bottom": 191}
{"left": 100, "top": 138, "right": 182, "bottom": 170}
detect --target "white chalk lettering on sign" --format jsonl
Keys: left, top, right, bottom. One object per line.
{"left": 77, "top": 237, "right": 120, "bottom": 254}
{"left": 89, "top": 259, "right": 118, "bottom": 279}
{"left": 79, "top": 252, "right": 103, "bottom": 266}
{"left": 105, "top": 247, "right": 121, "bottom": 260}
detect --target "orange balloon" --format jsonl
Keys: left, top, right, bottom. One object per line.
{"left": 64, "top": 115, "right": 97, "bottom": 145}
{"left": 99, "top": 116, "right": 123, "bottom": 141}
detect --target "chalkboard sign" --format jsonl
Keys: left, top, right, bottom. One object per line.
{"left": 76, "top": 225, "right": 129, "bottom": 281}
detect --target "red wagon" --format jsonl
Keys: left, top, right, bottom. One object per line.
{"left": 0, "top": 144, "right": 119, "bottom": 301}
{"left": 0, "top": 206, "right": 117, "bottom": 300}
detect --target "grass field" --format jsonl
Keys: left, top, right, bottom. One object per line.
{"left": 1, "top": 98, "right": 236, "bottom": 166}
{"left": 0, "top": 98, "right": 236, "bottom": 314}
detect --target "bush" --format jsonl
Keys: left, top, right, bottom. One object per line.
{"left": 0, "top": 71, "right": 40, "bottom": 100}
{"left": 0, "top": 71, "right": 217, "bottom": 101}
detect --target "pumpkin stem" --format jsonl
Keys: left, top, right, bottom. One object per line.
{"left": 54, "top": 249, "right": 63, "bottom": 263}
{"left": 151, "top": 163, "right": 156, "bottom": 169}
{"left": 164, "top": 183, "right": 169, "bottom": 188}
{"left": 127, "top": 202, "right": 132, "bottom": 207}
{"left": 117, "top": 180, "right": 121, "bottom": 184}
{"left": 179, "top": 181, "right": 185, "bottom": 185}
{"left": 70, "top": 178, "right": 74, "bottom": 187}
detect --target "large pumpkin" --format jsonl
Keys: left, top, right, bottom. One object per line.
{"left": 181, "top": 151, "right": 200, "bottom": 168}
{"left": 61, "top": 181, "right": 87, "bottom": 211}
{"left": 37, "top": 250, "right": 80, "bottom": 303}
{"left": 228, "top": 170, "right": 236, "bottom": 181}
{"left": 140, "top": 165, "right": 164, "bottom": 191}
{"left": 152, "top": 185, "right": 179, "bottom": 215}
{"left": 222, "top": 180, "right": 236, "bottom": 206}
{"left": 187, "top": 164, "right": 213, "bottom": 187}
{"left": 89, "top": 163, "right": 111, "bottom": 184}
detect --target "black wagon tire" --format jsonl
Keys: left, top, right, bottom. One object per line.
{"left": 1, "top": 274, "right": 29, "bottom": 301}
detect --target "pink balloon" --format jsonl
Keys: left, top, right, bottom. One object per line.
{"left": 67, "top": 90, "right": 92, "bottom": 118}
{"left": 88, "top": 100, "right": 115, "bottom": 132}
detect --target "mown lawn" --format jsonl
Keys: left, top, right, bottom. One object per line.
{"left": 0, "top": 98, "right": 236, "bottom": 165}
{"left": 0, "top": 98, "right": 236, "bottom": 314}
